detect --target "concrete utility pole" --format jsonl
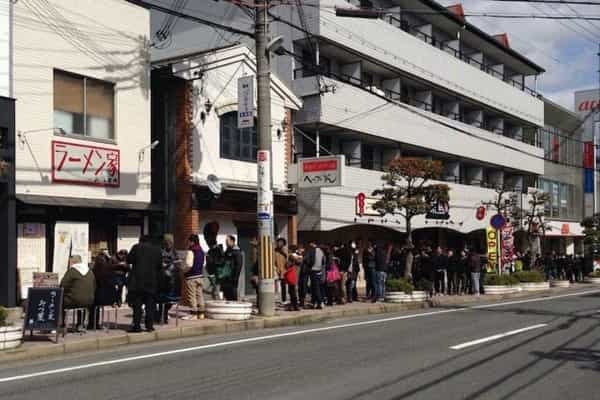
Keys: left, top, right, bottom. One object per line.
{"left": 255, "top": 0, "right": 275, "bottom": 316}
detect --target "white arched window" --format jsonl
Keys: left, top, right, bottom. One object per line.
{"left": 220, "top": 112, "right": 257, "bottom": 162}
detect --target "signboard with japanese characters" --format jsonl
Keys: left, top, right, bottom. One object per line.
{"left": 426, "top": 199, "right": 450, "bottom": 220}
{"left": 298, "top": 155, "right": 345, "bottom": 188}
{"left": 355, "top": 193, "right": 382, "bottom": 216}
{"left": 51, "top": 141, "right": 120, "bottom": 187}
{"left": 24, "top": 287, "right": 63, "bottom": 335}
{"left": 237, "top": 75, "right": 254, "bottom": 129}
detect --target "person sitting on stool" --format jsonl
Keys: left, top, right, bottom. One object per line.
{"left": 61, "top": 254, "right": 95, "bottom": 331}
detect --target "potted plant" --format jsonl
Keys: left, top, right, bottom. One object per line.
{"left": 0, "top": 307, "right": 22, "bottom": 350}
{"left": 385, "top": 278, "right": 427, "bottom": 303}
{"left": 205, "top": 300, "right": 253, "bottom": 321}
{"left": 585, "top": 270, "right": 600, "bottom": 284}
{"left": 484, "top": 274, "right": 520, "bottom": 295}
{"left": 513, "top": 271, "right": 550, "bottom": 291}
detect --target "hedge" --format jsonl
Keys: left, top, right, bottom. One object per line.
{"left": 484, "top": 274, "right": 520, "bottom": 286}
{"left": 386, "top": 278, "right": 414, "bottom": 294}
{"left": 512, "top": 271, "right": 545, "bottom": 283}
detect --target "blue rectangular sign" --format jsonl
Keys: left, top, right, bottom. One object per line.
{"left": 584, "top": 169, "right": 594, "bottom": 193}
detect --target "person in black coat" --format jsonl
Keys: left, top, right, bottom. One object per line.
{"left": 127, "top": 236, "right": 163, "bottom": 332}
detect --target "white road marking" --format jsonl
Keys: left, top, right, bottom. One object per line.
{"left": 1, "top": 288, "right": 599, "bottom": 384}
{"left": 449, "top": 323, "right": 548, "bottom": 350}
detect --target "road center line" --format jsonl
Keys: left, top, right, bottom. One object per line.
{"left": 449, "top": 323, "right": 548, "bottom": 350}
{"left": 1, "top": 289, "right": 599, "bottom": 384}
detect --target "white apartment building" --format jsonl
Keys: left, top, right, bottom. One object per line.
{"left": 272, "top": 0, "right": 546, "bottom": 249}
{"left": 145, "top": 0, "right": 547, "bottom": 250}
{"left": 11, "top": 0, "right": 152, "bottom": 294}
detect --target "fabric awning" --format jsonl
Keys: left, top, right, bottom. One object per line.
{"left": 17, "top": 194, "right": 160, "bottom": 211}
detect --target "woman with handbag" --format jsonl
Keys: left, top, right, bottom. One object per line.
{"left": 181, "top": 234, "right": 205, "bottom": 320}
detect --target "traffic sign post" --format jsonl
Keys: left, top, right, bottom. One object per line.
{"left": 490, "top": 214, "right": 506, "bottom": 275}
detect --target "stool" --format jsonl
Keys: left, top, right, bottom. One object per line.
{"left": 158, "top": 299, "right": 181, "bottom": 327}
{"left": 63, "top": 307, "right": 88, "bottom": 337}
{"left": 92, "top": 305, "right": 119, "bottom": 331}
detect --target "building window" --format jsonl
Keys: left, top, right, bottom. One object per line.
{"left": 0, "top": 127, "right": 7, "bottom": 149}
{"left": 53, "top": 70, "right": 114, "bottom": 140}
{"left": 220, "top": 112, "right": 257, "bottom": 162}
{"left": 361, "top": 144, "right": 374, "bottom": 170}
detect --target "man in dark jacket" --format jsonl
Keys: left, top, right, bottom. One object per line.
{"left": 431, "top": 246, "right": 448, "bottom": 296}
{"left": 223, "top": 235, "right": 244, "bottom": 301}
{"left": 127, "top": 236, "right": 163, "bottom": 332}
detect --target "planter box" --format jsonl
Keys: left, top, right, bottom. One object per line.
{"left": 585, "top": 277, "right": 600, "bottom": 284}
{"left": 205, "top": 301, "right": 253, "bottom": 321}
{"left": 520, "top": 282, "right": 550, "bottom": 291}
{"left": 385, "top": 291, "right": 428, "bottom": 303}
{"left": 0, "top": 326, "right": 23, "bottom": 350}
{"left": 485, "top": 285, "right": 520, "bottom": 295}
{"left": 550, "top": 280, "right": 571, "bottom": 288}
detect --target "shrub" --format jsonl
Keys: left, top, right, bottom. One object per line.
{"left": 386, "top": 278, "right": 414, "bottom": 294}
{"left": 414, "top": 279, "right": 433, "bottom": 292}
{"left": 0, "top": 307, "right": 7, "bottom": 327}
{"left": 513, "top": 271, "right": 545, "bottom": 283}
{"left": 484, "top": 274, "right": 519, "bottom": 286}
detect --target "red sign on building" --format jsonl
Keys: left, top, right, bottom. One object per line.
{"left": 51, "top": 141, "right": 120, "bottom": 187}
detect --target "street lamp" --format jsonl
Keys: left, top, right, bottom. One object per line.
{"left": 138, "top": 140, "right": 160, "bottom": 162}
{"left": 17, "top": 127, "right": 66, "bottom": 146}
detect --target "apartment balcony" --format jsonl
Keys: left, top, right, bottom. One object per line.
{"left": 296, "top": 166, "right": 501, "bottom": 234}
{"left": 317, "top": 10, "right": 544, "bottom": 126}
{"left": 293, "top": 75, "right": 544, "bottom": 175}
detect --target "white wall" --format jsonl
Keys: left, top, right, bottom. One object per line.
{"left": 298, "top": 166, "right": 499, "bottom": 234}
{"left": 173, "top": 46, "right": 300, "bottom": 191}
{"left": 13, "top": 0, "right": 151, "bottom": 203}
{"left": 0, "top": 0, "right": 10, "bottom": 97}
{"left": 319, "top": 10, "right": 544, "bottom": 126}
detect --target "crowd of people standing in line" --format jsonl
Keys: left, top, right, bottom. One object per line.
{"left": 57, "top": 228, "right": 590, "bottom": 333}
{"left": 59, "top": 227, "right": 246, "bottom": 333}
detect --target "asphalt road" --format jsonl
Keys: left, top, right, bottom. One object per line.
{"left": 1, "top": 289, "right": 600, "bottom": 400}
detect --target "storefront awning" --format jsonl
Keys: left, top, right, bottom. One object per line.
{"left": 17, "top": 194, "right": 161, "bottom": 211}
{"left": 544, "top": 221, "right": 584, "bottom": 237}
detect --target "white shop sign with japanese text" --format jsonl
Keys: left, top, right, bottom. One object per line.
{"left": 237, "top": 75, "right": 254, "bottom": 129}
{"left": 298, "top": 155, "right": 345, "bottom": 188}
{"left": 51, "top": 141, "right": 120, "bottom": 187}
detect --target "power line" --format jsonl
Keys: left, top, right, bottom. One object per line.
{"left": 483, "top": 0, "right": 600, "bottom": 5}
{"left": 272, "top": 17, "right": 594, "bottom": 172}
{"left": 125, "top": 0, "right": 254, "bottom": 37}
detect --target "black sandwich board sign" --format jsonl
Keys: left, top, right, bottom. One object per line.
{"left": 23, "top": 287, "right": 64, "bottom": 343}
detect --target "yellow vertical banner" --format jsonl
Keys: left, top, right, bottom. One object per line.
{"left": 486, "top": 227, "right": 498, "bottom": 271}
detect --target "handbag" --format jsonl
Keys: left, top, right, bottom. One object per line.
{"left": 326, "top": 265, "right": 341, "bottom": 283}
{"left": 216, "top": 260, "right": 233, "bottom": 281}
{"left": 181, "top": 250, "right": 194, "bottom": 274}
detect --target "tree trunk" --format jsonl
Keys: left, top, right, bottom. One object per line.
{"left": 404, "top": 217, "right": 414, "bottom": 279}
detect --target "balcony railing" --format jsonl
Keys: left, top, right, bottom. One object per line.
{"left": 293, "top": 67, "right": 534, "bottom": 145}
{"left": 385, "top": 15, "right": 538, "bottom": 96}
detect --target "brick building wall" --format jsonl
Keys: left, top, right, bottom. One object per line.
{"left": 174, "top": 81, "right": 200, "bottom": 249}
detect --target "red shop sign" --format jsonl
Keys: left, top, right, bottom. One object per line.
{"left": 51, "top": 141, "right": 120, "bottom": 187}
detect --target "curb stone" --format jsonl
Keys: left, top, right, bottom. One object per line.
{"left": 0, "top": 286, "right": 588, "bottom": 364}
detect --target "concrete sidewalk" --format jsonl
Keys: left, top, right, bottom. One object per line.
{"left": 0, "top": 284, "right": 594, "bottom": 364}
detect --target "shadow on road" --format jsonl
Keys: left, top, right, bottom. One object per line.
{"left": 348, "top": 298, "right": 600, "bottom": 400}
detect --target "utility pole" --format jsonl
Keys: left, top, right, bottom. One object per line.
{"left": 255, "top": 0, "right": 275, "bottom": 316}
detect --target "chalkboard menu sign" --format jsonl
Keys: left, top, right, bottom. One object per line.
{"left": 24, "top": 287, "right": 64, "bottom": 342}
